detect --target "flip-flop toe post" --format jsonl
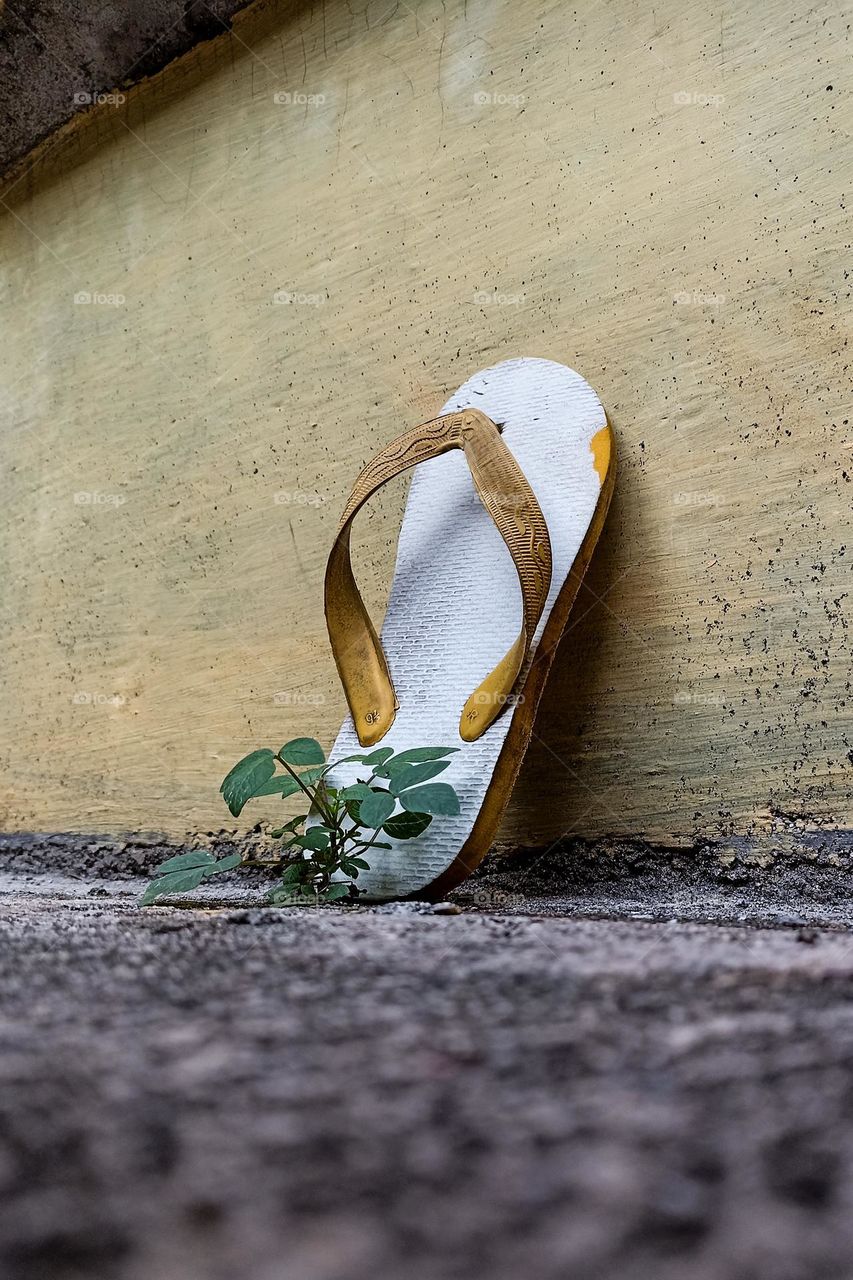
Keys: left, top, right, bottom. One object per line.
{"left": 323, "top": 357, "right": 615, "bottom": 900}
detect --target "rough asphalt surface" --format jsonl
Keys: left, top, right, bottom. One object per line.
{"left": 4, "top": 864, "right": 853, "bottom": 1280}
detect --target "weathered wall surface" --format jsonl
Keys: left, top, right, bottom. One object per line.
{"left": 0, "top": 0, "right": 850, "bottom": 854}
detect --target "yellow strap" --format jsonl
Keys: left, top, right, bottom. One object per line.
{"left": 324, "top": 409, "right": 552, "bottom": 746}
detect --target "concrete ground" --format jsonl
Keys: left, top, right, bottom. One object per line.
{"left": 3, "top": 851, "right": 853, "bottom": 1280}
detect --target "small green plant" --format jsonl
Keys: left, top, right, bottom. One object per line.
{"left": 141, "top": 737, "right": 460, "bottom": 907}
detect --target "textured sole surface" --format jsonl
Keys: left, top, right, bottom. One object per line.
{"left": 327, "top": 357, "right": 608, "bottom": 899}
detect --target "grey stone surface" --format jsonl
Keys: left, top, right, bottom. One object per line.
{"left": 0, "top": 0, "right": 256, "bottom": 180}
{"left": 2, "top": 874, "right": 853, "bottom": 1280}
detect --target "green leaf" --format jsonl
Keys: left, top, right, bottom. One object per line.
{"left": 383, "top": 810, "right": 433, "bottom": 839}
{"left": 220, "top": 749, "right": 276, "bottom": 817}
{"left": 297, "top": 828, "right": 331, "bottom": 852}
{"left": 140, "top": 866, "right": 207, "bottom": 905}
{"left": 280, "top": 863, "right": 306, "bottom": 883}
{"left": 153, "top": 850, "right": 215, "bottom": 875}
{"left": 279, "top": 737, "right": 325, "bottom": 765}
{"left": 342, "top": 782, "right": 373, "bottom": 824}
{"left": 204, "top": 852, "right": 242, "bottom": 876}
{"left": 277, "top": 815, "right": 308, "bottom": 835}
{"left": 324, "top": 883, "right": 351, "bottom": 902}
{"left": 399, "top": 783, "right": 460, "bottom": 816}
{"left": 341, "top": 783, "right": 373, "bottom": 803}
{"left": 298, "top": 766, "right": 327, "bottom": 786}
{"left": 391, "top": 747, "right": 459, "bottom": 764}
{"left": 251, "top": 774, "right": 302, "bottom": 799}
{"left": 258, "top": 767, "right": 327, "bottom": 799}
{"left": 375, "top": 760, "right": 402, "bottom": 776}
{"left": 359, "top": 789, "right": 396, "bottom": 829}
{"left": 347, "top": 856, "right": 371, "bottom": 870}
{"left": 271, "top": 815, "right": 307, "bottom": 838}
{"left": 338, "top": 747, "right": 394, "bottom": 766}
{"left": 388, "top": 760, "right": 451, "bottom": 793}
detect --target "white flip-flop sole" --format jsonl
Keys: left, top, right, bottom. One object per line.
{"left": 326, "top": 357, "right": 612, "bottom": 900}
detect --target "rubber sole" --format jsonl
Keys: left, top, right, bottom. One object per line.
{"left": 421, "top": 418, "right": 617, "bottom": 900}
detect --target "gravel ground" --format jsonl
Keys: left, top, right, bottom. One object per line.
{"left": 3, "top": 876, "right": 853, "bottom": 1280}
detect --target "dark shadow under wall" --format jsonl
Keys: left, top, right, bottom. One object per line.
{"left": 507, "top": 470, "right": 631, "bottom": 847}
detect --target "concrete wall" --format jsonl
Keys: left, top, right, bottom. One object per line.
{"left": 0, "top": 0, "right": 850, "bottom": 855}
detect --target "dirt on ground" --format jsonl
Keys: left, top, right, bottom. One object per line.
{"left": 3, "top": 866, "right": 853, "bottom": 1280}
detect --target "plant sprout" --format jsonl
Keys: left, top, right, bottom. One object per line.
{"left": 141, "top": 737, "right": 460, "bottom": 907}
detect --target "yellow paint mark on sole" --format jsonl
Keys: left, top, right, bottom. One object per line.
{"left": 590, "top": 425, "right": 612, "bottom": 485}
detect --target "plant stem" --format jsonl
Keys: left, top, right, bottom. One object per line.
{"left": 350, "top": 828, "right": 387, "bottom": 857}
{"left": 275, "top": 754, "right": 336, "bottom": 826}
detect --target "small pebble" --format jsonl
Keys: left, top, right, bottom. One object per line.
{"left": 432, "top": 901, "right": 461, "bottom": 915}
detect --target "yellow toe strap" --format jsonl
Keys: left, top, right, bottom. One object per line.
{"left": 324, "top": 409, "right": 552, "bottom": 746}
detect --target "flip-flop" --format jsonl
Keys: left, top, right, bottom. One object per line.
{"left": 323, "top": 357, "right": 615, "bottom": 900}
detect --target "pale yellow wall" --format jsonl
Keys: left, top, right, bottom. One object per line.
{"left": 0, "top": 0, "right": 850, "bottom": 851}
